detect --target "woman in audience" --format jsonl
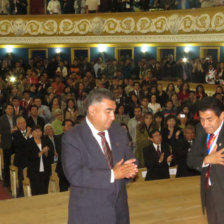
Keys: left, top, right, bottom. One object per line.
{"left": 156, "top": 83, "right": 168, "bottom": 107}
{"left": 195, "top": 84, "right": 207, "bottom": 100}
{"left": 49, "top": 96, "right": 61, "bottom": 118}
{"left": 152, "top": 112, "right": 164, "bottom": 131}
{"left": 135, "top": 112, "right": 153, "bottom": 168}
{"left": 178, "top": 82, "right": 190, "bottom": 103}
{"left": 26, "top": 125, "right": 54, "bottom": 196}
{"left": 148, "top": 94, "right": 161, "bottom": 114}
{"left": 192, "top": 59, "right": 205, "bottom": 83}
{"left": 51, "top": 108, "right": 64, "bottom": 135}
{"left": 165, "top": 83, "right": 176, "bottom": 99}
{"left": 115, "top": 104, "right": 130, "bottom": 125}
{"left": 162, "top": 114, "right": 182, "bottom": 148}
{"left": 171, "top": 93, "right": 180, "bottom": 112}
{"left": 63, "top": 98, "right": 78, "bottom": 123}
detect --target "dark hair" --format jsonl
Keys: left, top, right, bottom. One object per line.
{"left": 149, "top": 129, "right": 160, "bottom": 138}
{"left": 165, "top": 115, "right": 177, "bottom": 127}
{"left": 197, "top": 96, "right": 224, "bottom": 117}
{"left": 12, "top": 96, "right": 20, "bottom": 101}
{"left": 31, "top": 125, "right": 42, "bottom": 132}
{"left": 62, "top": 119, "right": 74, "bottom": 126}
{"left": 85, "top": 88, "right": 114, "bottom": 113}
{"left": 138, "top": 112, "right": 153, "bottom": 133}
{"left": 30, "top": 104, "right": 38, "bottom": 111}
{"left": 5, "top": 103, "right": 14, "bottom": 110}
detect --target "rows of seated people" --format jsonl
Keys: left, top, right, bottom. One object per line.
{"left": 0, "top": 0, "right": 223, "bottom": 15}
{"left": 0, "top": 53, "right": 224, "bottom": 197}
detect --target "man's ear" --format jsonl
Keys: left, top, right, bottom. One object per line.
{"left": 221, "top": 111, "right": 224, "bottom": 120}
{"left": 88, "top": 105, "right": 95, "bottom": 117}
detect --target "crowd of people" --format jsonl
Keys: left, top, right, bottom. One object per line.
{"left": 0, "top": 52, "right": 223, "bottom": 197}
{"left": 0, "top": 0, "right": 223, "bottom": 15}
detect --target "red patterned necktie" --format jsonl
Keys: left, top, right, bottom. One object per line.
{"left": 98, "top": 132, "right": 113, "bottom": 168}
{"left": 205, "top": 134, "right": 214, "bottom": 189}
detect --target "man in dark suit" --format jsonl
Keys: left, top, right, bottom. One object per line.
{"left": 173, "top": 125, "right": 200, "bottom": 178}
{"left": 0, "top": 103, "right": 17, "bottom": 187}
{"left": 26, "top": 105, "right": 45, "bottom": 130}
{"left": 62, "top": 88, "right": 138, "bottom": 224}
{"left": 12, "top": 116, "right": 31, "bottom": 196}
{"left": 143, "top": 129, "right": 173, "bottom": 181}
{"left": 55, "top": 119, "right": 73, "bottom": 192}
{"left": 187, "top": 97, "right": 224, "bottom": 224}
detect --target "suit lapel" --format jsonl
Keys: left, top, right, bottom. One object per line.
{"left": 81, "top": 121, "right": 109, "bottom": 168}
{"left": 216, "top": 123, "right": 224, "bottom": 151}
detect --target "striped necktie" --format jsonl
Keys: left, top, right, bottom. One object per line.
{"left": 205, "top": 134, "right": 214, "bottom": 189}
{"left": 98, "top": 132, "right": 113, "bottom": 168}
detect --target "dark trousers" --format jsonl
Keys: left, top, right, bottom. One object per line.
{"left": 3, "top": 149, "right": 11, "bottom": 187}
{"left": 29, "top": 172, "right": 50, "bottom": 196}
{"left": 58, "top": 172, "right": 69, "bottom": 192}
{"left": 17, "top": 167, "right": 24, "bottom": 196}
{"left": 205, "top": 186, "right": 224, "bottom": 224}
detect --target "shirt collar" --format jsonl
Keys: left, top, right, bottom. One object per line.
{"left": 213, "top": 120, "right": 224, "bottom": 136}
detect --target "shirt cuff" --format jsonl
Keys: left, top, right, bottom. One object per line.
{"left": 202, "top": 162, "right": 209, "bottom": 167}
{"left": 110, "top": 169, "right": 115, "bottom": 183}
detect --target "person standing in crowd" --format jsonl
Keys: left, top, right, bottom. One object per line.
{"left": 135, "top": 112, "right": 153, "bottom": 168}
{"left": 128, "top": 106, "right": 142, "bottom": 153}
{"left": 10, "top": 0, "right": 27, "bottom": 14}
{"left": 33, "top": 97, "right": 51, "bottom": 123}
{"left": 173, "top": 125, "right": 200, "bottom": 178}
{"left": 26, "top": 105, "right": 45, "bottom": 131}
{"left": 62, "top": 88, "right": 138, "bottom": 224}
{"left": 55, "top": 119, "right": 73, "bottom": 192}
{"left": 0, "top": 0, "right": 10, "bottom": 14}
{"left": 61, "top": 0, "right": 74, "bottom": 13}
{"left": 143, "top": 129, "right": 173, "bottom": 181}
{"left": 51, "top": 108, "right": 64, "bottom": 135}
{"left": 26, "top": 125, "right": 54, "bottom": 196}
{"left": 12, "top": 116, "right": 31, "bottom": 196}
{"left": 47, "top": 0, "right": 61, "bottom": 14}
{"left": 187, "top": 97, "right": 224, "bottom": 224}
{"left": 85, "top": 0, "right": 100, "bottom": 13}
{"left": 0, "top": 103, "right": 17, "bottom": 187}
{"left": 44, "top": 123, "right": 58, "bottom": 163}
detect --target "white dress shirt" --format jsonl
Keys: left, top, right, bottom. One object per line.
{"left": 86, "top": 117, "right": 114, "bottom": 182}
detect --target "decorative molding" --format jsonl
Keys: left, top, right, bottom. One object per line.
{"left": 1, "top": 33, "right": 224, "bottom": 44}
{"left": 0, "top": 8, "right": 224, "bottom": 37}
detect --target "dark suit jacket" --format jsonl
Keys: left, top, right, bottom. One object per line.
{"left": 12, "top": 129, "right": 28, "bottom": 168}
{"left": 0, "top": 114, "right": 16, "bottom": 150}
{"left": 26, "top": 116, "right": 45, "bottom": 130}
{"left": 143, "top": 143, "right": 170, "bottom": 181}
{"left": 187, "top": 123, "right": 224, "bottom": 213}
{"left": 62, "top": 120, "right": 135, "bottom": 224}
{"left": 26, "top": 136, "right": 54, "bottom": 179}
{"left": 173, "top": 138, "right": 200, "bottom": 178}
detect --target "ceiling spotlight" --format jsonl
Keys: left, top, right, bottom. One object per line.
{"left": 98, "top": 44, "right": 107, "bottom": 53}
{"left": 6, "top": 45, "right": 13, "bottom": 53}
{"left": 141, "top": 45, "right": 148, "bottom": 53}
{"left": 183, "top": 57, "right": 188, "bottom": 63}
{"left": 184, "top": 47, "right": 190, "bottom": 53}
{"left": 56, "top": 48, "right": 61, "bottom": 54}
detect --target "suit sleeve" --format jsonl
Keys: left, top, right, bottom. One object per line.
{"left": 187, "top": 124, "right": 206, "bottom": 172}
